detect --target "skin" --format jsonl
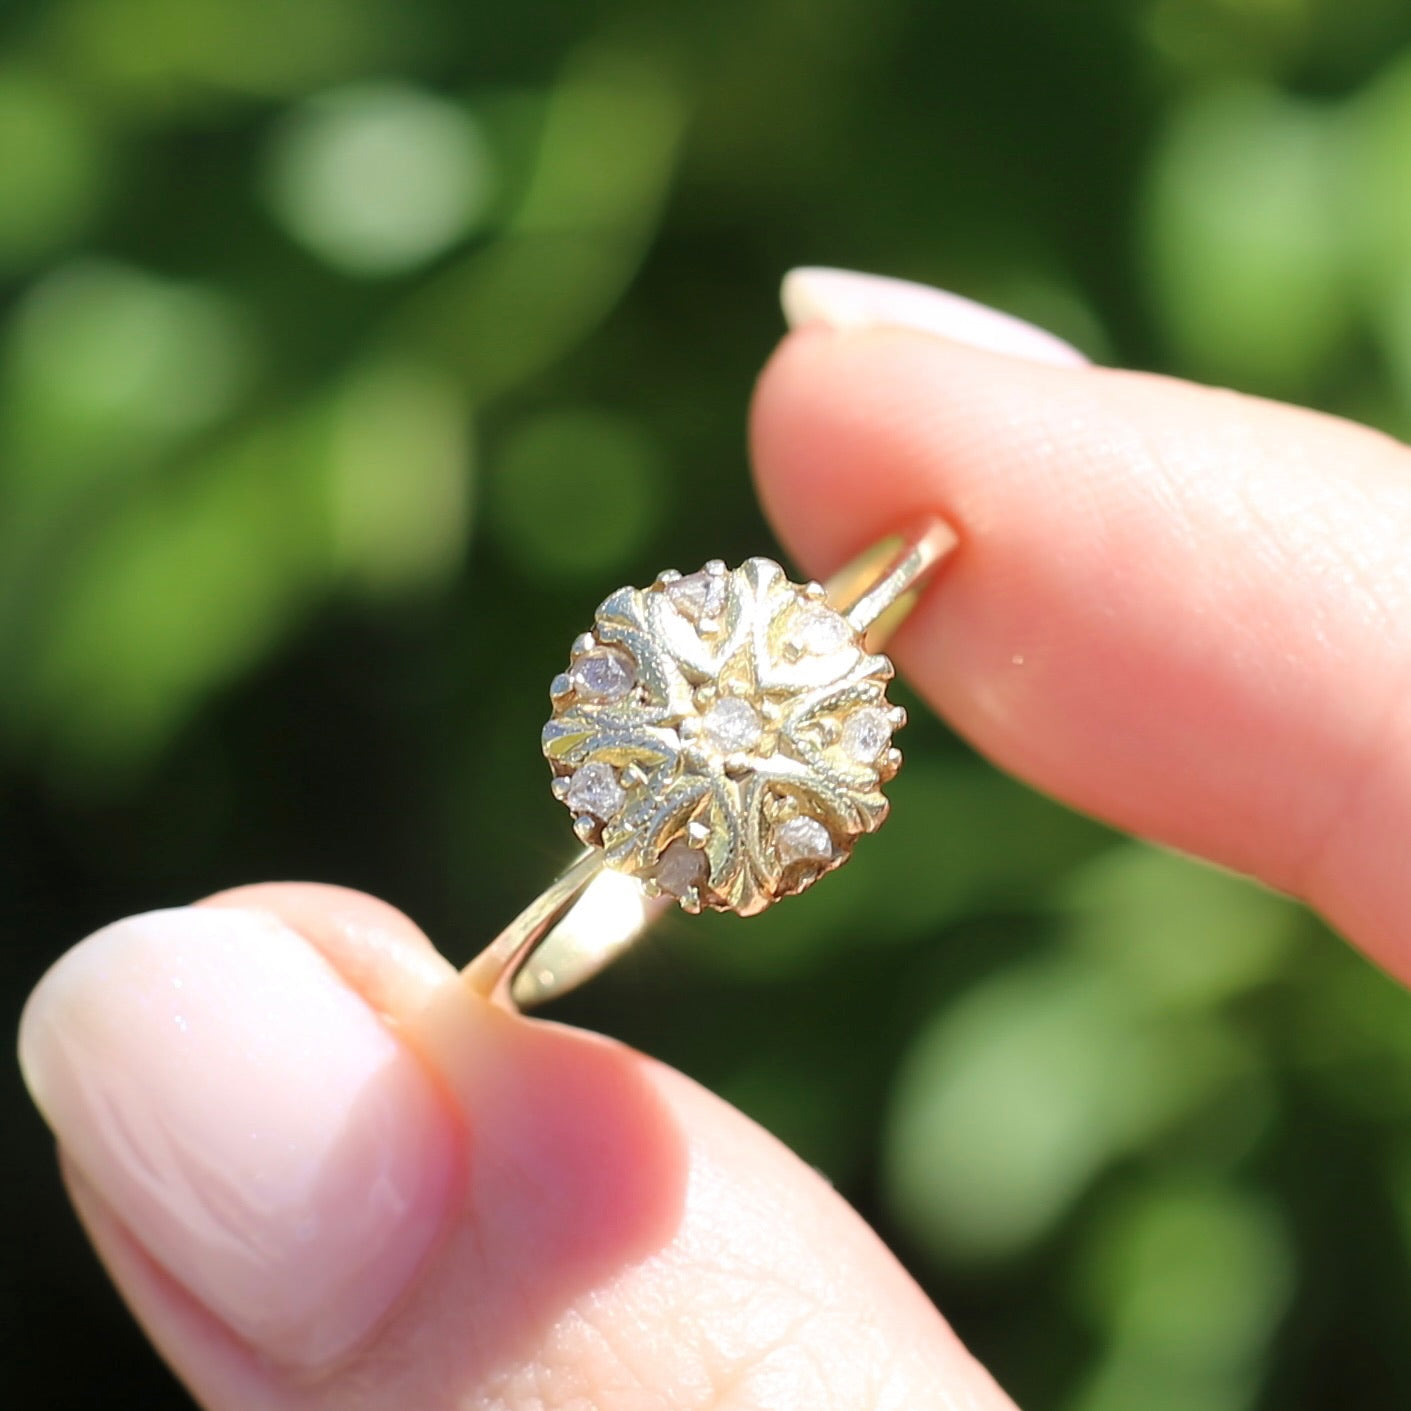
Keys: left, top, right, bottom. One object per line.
{"left": 23, "top": 322, "right": 1411, "bottom": 1408}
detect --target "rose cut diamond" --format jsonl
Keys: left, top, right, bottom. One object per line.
{"left": 775, "top": 815, "right": 833, "bottom": 865}
{"left": 789, "top": 603, "right": 851, "bottom": 655}
{"left": 654, "top": 839, "right": 707, "bottom": 897}
{"left": 702, "top": 696, "right": 763, "bottom": 753}
{"left": 841, "top": 706, "right": 892, "bottom": 763}
{"left": 569, "top": 645, "right": 636, "bottom": 703}
{"left": 666, "top": 570, "right": 727, "bottom": 624}
{"left": 565, "top": 761, "right": 626, "bottom": 820}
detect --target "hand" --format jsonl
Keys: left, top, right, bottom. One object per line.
{"left": 20, "top": 267, "right": 1411, "bottom": 1409}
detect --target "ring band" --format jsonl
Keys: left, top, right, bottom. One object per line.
{"left": 463, "top": 518, "right": 956, "bottom": 1010}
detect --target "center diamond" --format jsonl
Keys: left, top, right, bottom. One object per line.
{"left": 701, "top": 696, "right": 763, "bottom": 752}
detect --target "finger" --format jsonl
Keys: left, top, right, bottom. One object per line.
{"left": 752, "top": 269, "right": 1411, "bottom": 982}
{"left": 20, "top": 889, "right": 1014, "bottom": 1410}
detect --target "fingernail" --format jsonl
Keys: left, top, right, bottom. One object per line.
{"left": 18, "top": 906, "right": 459, "bottom": 1368}
{"left": 781, "top": 266, "right": 1088, "bottom": 368}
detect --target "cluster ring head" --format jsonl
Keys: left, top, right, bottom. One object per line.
{"left": 541, "top": 557, "right": 905, "bottom": 915}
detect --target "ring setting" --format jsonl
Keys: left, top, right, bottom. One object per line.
{"left": 542, "top": 557, "right": 904, "bottom": 915}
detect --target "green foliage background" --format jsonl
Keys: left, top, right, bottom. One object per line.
{"left": 7, "top": 0, "right": 1411, "bottom": 1406}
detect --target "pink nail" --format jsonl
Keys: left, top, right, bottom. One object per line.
{"left": 781, "top": 266, "right": 1089, "bottom": 368}
{"left": 18, "top": 906, "right": 458, "bottom": 1368}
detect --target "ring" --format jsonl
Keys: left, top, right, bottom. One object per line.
{"left": 462, "top": 518, "right": 957, "bottom": 1010}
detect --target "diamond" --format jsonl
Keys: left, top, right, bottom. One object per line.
{"left": 702, "top": 696, "right": 762, "bottom": 752}
{"left": 569, "top": 646, "right": 636, "bottom": 702}
{"left": 666, "top": 569, "right": 727, "bottom": 623}
{"left": 840, "top": 706, "right": 892, "bottom": 763}
{"left": 654, "top": 839, "right": 707, "bottom": 897}
{"left": 775, "top": 816, "right": 833, "bottom": 865}
{"left": 564, "top": 761, "right": 626, "bottom": 819}
{"left": 789, "top": 602, "right": 851, "bottom": 655}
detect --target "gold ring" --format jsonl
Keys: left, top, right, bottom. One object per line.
{"left": 462, "top": 518, "right": 957, "bottom": 1010}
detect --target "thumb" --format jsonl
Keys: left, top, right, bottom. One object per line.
{"left": 20, "top": 884, "right": 1013, "bottom": 1410}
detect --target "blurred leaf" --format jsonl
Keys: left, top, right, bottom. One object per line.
{"left": 511, "top": 48, "right": 684, "bottom": 237}
{"left": 1346, "top": 49, "right": 1411, "bottom": 291}
{"left": 1079, "top": 1180, "right": 1293, "bottom": 1356}
{"left": 489, "top": 406, "right": 661, "bottom": 580}
{"left": 263, "top": 83, "right": 497, "bottom": 277}
{"left": 1143, "top": 0, "right": 1314, "bottom": 79}
{"left": 883, "top": 954, "right": 1258, "bottom": 1263}
{"left": 396, "top": 46, "right": 686, "bottom": 398}
{"left": 1347, "top": 54, "right": 1411, "bottom": 414}
{"left": 327, "top": 356, "right": 472, "bottom": 596}
{"left": 18, "top": 405, "right": 330, "bottom": 780}
{"left": 47, "top": 0, "right": 414, "bottom": 107}
{"left": 4, "top": 258, "right": 253, "bottom": 470}
{"left": 1070, "top": 1179, "right": 1292, "bottom": 1411}
{"left": 0, "top": 65, "right": 106, "bottom": 269}
{"left": 1062, "top": 843, "right": 1300, "bottom": 1010}
{"left": 1144, "top": 84, "right": 1348, "bottom": 394}
{"left": 1291, "top": 938, "right": 1411, "bottom": 1120}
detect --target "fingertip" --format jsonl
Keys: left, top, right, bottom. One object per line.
{"left": 751, "top": 319, "right": 1411, "bottom": 978}
{"left": 20, "top": 905, "right": 462, "bottom": 1371}
{"left": 780, "top": 266, "right": 1090, "bottom": 368}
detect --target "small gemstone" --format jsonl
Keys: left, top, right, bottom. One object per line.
{"left": 569, "top": 646, "right": 636, "bottom": 702}
{"left": 654, "top": 839, "right": 707, "bottom": 897}
{"left": 666, "top": 569, "right": 727, "bottom": 623}
{"left": 841, "top": 706, "right": 892, "bottom": 763}
{"left": 564, "top": 762, "right": 626, "bottom": 819}
{"left": 702, "top": 696, "right": 762, "bottom": 752}
{"left": 790, "top": 603, "right": 851, "bottom": 655}
{"left": 550, "top": 672, "right": 572, "bottom": 697}
{"left": 775, "top": 815, "right": 833, "bottom": 865}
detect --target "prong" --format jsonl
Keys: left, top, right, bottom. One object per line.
{"left": 679, "top": 890, "right": 704, "bottom": 915}
{"left": 550, "top": 776, "right": 571, "bottom": 800}
{"left": 804, "top": 580, "right": 827, "bottom": 600}
{"left": 571, "top": 632, "right": 596, "bottom": 657}
{"left": 686, "top": 819, "right": 711, "bottom": 844}
{"left": 572, "top": 814, "right": 598, "bottom": 842}
{"left": 550, "top": 672, "right": 573, "bottom": 699}
{"left": 704, "top": 559, "right": 726, "bottom": 576}
{"left": 890, "top": 706, "right": 908, "bottom": 728}
{"left": 682, "top": 744, "right": 710, "bottom": 771}
{"left": 656, "top": 569, "right": 682, "bottom": 586}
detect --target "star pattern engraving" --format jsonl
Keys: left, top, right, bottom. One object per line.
{"left": 542, "top": 557, "right": 904, "bottom": 914}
